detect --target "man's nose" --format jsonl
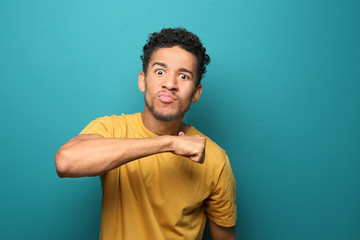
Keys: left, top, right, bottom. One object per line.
{"left": 162, "top": 73, "right": 178, "bottom": 90}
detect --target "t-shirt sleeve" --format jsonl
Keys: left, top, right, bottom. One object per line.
{"left": 205, "top": 153, "right": 237, "bottom": 227}
{"left": 79, "top": 116, "right": 118, "bottom": 138}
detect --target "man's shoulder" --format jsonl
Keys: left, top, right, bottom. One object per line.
{"left": 80, "top": 113, "right": 141, "bottom": 138}
{"left": 92, "top": 112, "right": 140, "bottom": 124}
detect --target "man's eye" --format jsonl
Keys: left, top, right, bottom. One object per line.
{"left": 156, "top": 70, "right": 164, "bottom": 75}
{"left": 180, "top": 74, "right": 189, "bottom": 79}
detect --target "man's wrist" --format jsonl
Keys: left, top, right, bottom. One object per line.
{"left": 160, "top": 135, "right": 176, "bottom": 153}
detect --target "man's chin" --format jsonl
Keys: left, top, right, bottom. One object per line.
{"left": 152, "top": 111, "right": 179, "bottom": 121}
{"left": 146, "top": 101, "right": 184, "bottom": 121}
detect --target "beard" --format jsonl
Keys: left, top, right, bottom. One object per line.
{"left": 143, "top": 79, "right": 194, "bottom": 121}
{"left": 145, "top": 97, "right": 186, "bottom": 121}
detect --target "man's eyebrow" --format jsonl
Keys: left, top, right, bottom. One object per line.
{"left": 152, "top": 62, "right": 167, "bottom": 68}
{"left": 179, "top": 68, "right": 194, "bottom": 78}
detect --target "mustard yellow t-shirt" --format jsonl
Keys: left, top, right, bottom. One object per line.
{"left": 80, "top": 113, "right": 236, "bottom": 240}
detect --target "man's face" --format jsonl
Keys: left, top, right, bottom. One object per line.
{"left": 138, "top": 46, "right": 202, "bottom": 121}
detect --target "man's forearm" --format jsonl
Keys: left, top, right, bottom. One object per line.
{"left": 55, "top": 135, "right": 174, "bottom": 178}
{"left": 55, "top": 133, "right": 206, "bottom": 178}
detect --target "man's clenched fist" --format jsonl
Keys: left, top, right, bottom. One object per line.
{"left": 171, "top": 132, "right": 206, "bottom": 164}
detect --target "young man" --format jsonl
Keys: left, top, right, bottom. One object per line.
{"left": 55, "top": 28, "right": 237, "bottom": 240}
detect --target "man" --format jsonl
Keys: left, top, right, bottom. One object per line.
{"left": 55, "top": 28, "right": 237, "bottom": 240}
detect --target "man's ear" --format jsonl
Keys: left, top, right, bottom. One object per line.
{"left": 192, "top": 84, "right": 203, "bottom": 103}
{"left": 138, "top": 71, "right": 146, "bottom": 93}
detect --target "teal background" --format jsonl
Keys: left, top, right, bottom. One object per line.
{"left": 1, "top": 0, "right": 359, "bottom": 239}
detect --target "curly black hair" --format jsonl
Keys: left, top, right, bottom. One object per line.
{"left": 141, "top": 28, "right": 211, "bottom": 85}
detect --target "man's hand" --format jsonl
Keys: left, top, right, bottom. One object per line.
{"left": 171, "top": 132, "right": 206, "bottom": 163}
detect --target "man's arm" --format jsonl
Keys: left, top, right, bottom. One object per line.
{"left": 209, "top": 220, "right": 236, "bottom": 240}
{"left": 55, "top": 133, "right": 205, "bottom": 178}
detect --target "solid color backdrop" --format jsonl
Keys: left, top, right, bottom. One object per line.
{"left": 1, "top": 0, "right": 359, "bottom": 239}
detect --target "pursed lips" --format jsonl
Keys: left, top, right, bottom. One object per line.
{"left": 157, "top": 91, "right": 178, "bottom": 103}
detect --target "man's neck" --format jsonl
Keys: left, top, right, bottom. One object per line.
{"left": 141, "top": 111, "right": 187, "bottom": 136}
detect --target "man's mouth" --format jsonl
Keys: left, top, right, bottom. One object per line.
{"left": 158, "top": 92, "right": 177, "bottom": 103}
